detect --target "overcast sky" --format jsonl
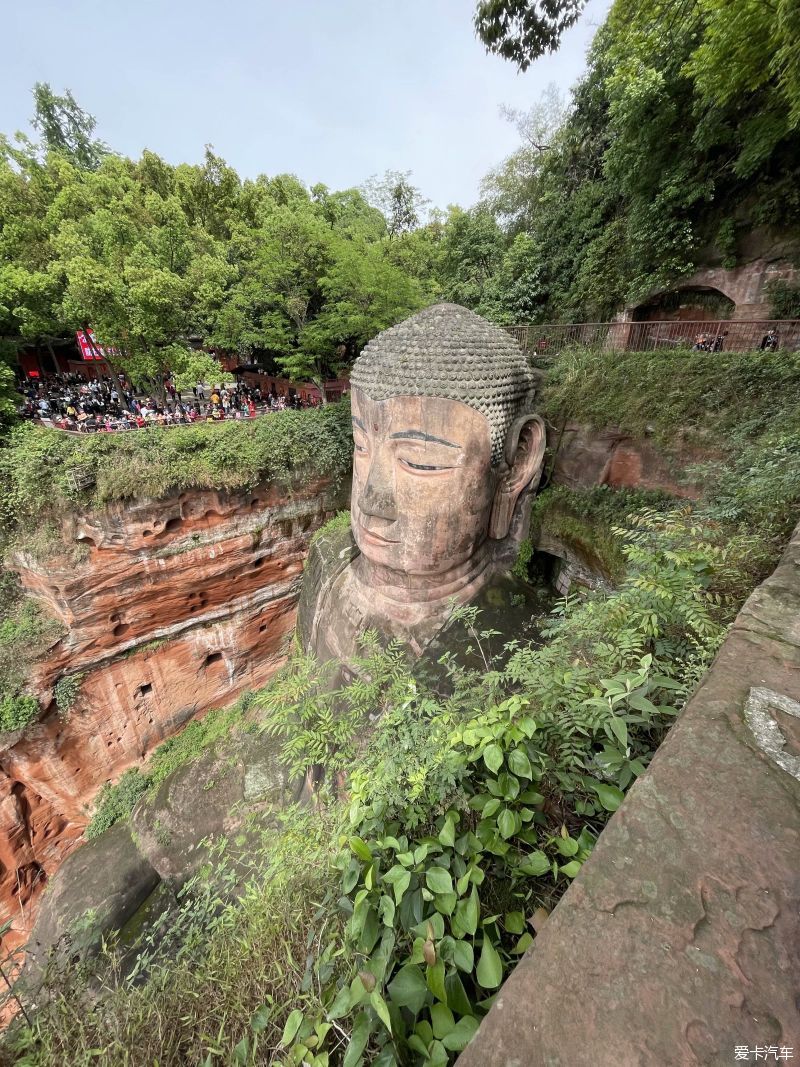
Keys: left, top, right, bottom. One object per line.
{"left": 2, "top": 0, "right": 611, "bottom": 210}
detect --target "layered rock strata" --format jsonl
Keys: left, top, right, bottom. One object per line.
{"left": 0, "top": 477, "right": 345, "bottom": 949}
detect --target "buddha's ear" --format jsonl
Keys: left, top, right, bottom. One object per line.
{"left": 489, "top": 414, "right": 546, "bottom": 540}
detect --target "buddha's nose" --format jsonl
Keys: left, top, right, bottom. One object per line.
{"left": 359, "top": 454, "right": 397, "bottom": 522}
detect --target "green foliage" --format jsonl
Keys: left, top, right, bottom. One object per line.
{"left": 472, "top": 0, "right": 800, "bottom": 321}
{"left": 29, "top": 82, "right": 109, "bottom": 169}
{"left": 527, "top": 484, "right": 674, "bottom": 584}
{"left": 474, "top": 0, "right": 586, "bottom": 69}
{"left": 309, "top": 509, "right": 352, "bottom": 549}
{"left": 272, "top": 507, "right": 740, "bottom": 1065}
{"left": 542, "top": 346, "right": 800, "bottom": 445}
{"left": 0, "top": 402, "right": 353, "bottom": 540}
{"left": 53, "top": 673, "right": 83, "bottom": 713}
{"left": 766, "top": 280, "right": 800, "bottom": 320}
{"left": 259, "top": 634, "right": 409, "bottom": 780}
{"left": 85, "top": 769, "right": 150, "bottom": 839}
{"left": 6, "top": 506, "right": 759, "bottom": 1063}
{"left": 0, "top": 693, "right": 39, "bottom": 733}
{"left": 9, "top": 811, "right": 342, "bottom": 1065}
{"left": 541, "top": 345, "right": 800, "bottom": 576}
{"left": 1, "top": 112, "right": 434, "bottom": 397}
{"left": 85, "top": 701, "right": 250, "bottom": 838}
{"left": 0, "top": 575, "right": 61, "bottom": 734}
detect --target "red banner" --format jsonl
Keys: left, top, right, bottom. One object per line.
{"left": 76, "top": 329, "right": 110, "bottom": 361}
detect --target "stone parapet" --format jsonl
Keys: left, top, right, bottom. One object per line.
{"left": 458, "top": 521, "right": 800, "bottom": 1066}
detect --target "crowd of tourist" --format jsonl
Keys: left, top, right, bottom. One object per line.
{"left": 15, "top": 373, "right": 320, "bottom": 432}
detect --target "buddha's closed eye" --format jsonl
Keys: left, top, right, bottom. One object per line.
{"left": 399, "top": 457, "right": 456, "bottom": 473}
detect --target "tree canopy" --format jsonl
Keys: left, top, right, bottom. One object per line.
{"left": 470, "top": 0, "right": 800, "bottom": 321}
{"left": 0, "top": 88, "right": 441, "bottom": 398}
{"left": 4, "top": 0, "right": 800, "bottom": 410}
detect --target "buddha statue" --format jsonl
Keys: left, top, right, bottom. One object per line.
{"left": 299, "top": 303, "right": 546, "bottom": 666}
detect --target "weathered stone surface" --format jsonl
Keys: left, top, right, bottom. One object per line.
{"left": 24, "top": 822, "right": 159, "bottom": 977}
{"left": 19, "top": 724, "right": 300, "bottom": 982}
{"left": 550, "top": 421, "right": 713, "bottom": 497}
{"left": 129, "top": 727, "right": 301, "bottom": 886}
{"left": 305, "top": 305, "right": 546, "bottom": 669}
{"left": 0, "top": 477, "right": 345, "bottom": 950}
{"left": 458, "top": 522, "right": 800, "bottom": 1067}
{"left": 297, "top": 523, "right": 358, "bottom": 655}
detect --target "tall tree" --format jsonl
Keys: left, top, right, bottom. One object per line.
{"left": 362, "top": 170, "right": 429, "bottom": 237}
{"left": 30, "top": 82, "right": 108, "bottom": 169}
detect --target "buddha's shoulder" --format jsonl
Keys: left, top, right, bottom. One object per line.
{"left": 297, "top": 518, "right": 360, "bottom": 652}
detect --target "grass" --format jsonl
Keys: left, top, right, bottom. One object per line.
{"left": 0, "top": 402, "right": 353, "bottom": 543}
{"left": 526, "top": 485, "right": 675, "bottom": 584}
{"left": 0, "top": 571, "right": 63, "bottom": 733}
{"left": 542, "top": 346, "right": 800, "bottom": 445}
{"left": 309, "top": 509, "right": 351, "bottom": 548}
{"left": 85, "top": 696, "right": 254, "bottom": 838}
{"left": 5, "top": 810, "right": 342, "bottom": 1067}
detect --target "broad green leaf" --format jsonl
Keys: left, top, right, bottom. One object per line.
{"left": 281, "top": 1009, "right": 304, "bottom": 1046}
{"left": 407, "top": 1035, "right": 429, "bottom": 1057}
{"left": 370, "top": 990, "right": 392, "bottom": 1035}
{"left": 342, "top": 1012, "right": 371, "bottom": 1067}
{"left": 349, "top": 836, "right": 372, "bottom": 863}
{"left": 426, "top": 959, "right": 448, "bottom": 1003}
{"left": 560, "top": 859, "right": 582, "bottom": 878}
{"left": 387, "top": 964, "right": 428, "bottom": 1015}
{"left": 508, "top": 748, "right": 532, "bottom": 778}
{"left": 606, "top": 716, "right": 628, "bottom": 747}
{"left": 555, "top": 836, "right": 579, "bottom": 857}
{"left": 328, "top": 984, "right": 352, "bottom": 1019}
{"left": 426, "top": 867, "right": 453, "bottom": 896}
{"left": 591, "top": 781, "right": 625, "bottom": 811}
{"left": 379, "top": 894, "right": 396, "bottom": 927}
{"left": 434, "top": 891, "right": 457, "bottom": 916}
{"left": 497, "top": 808, "right": 516, "bottom": 839}
{"left": 445, "top": 972, "right": 473, "bottom": 1016}
{"left": 442, "top": 1015, "right": 480, "bottom": 1051}
{"left": 452, "top": 939, "right": 474, "bottom": 972}
{"left": 430, "top": 1002, "right": 456, "bottom": 1039}
{"left": 412, "top": 912, "right": 445, "bottom": 940}
{"left": 518, "top": 850, "right": 550, "bottom": 876}
{"left": 504, "top": 911, "right": 525, "bottom": 934}
{"left": 476, "top": 936, "right": 503, "bottom": 989}
{"left": 512, "top": 931, "right": 534, "bottom": 954}
{"left": 428, "top": 1040, "right": 449, "bottom": 1067}
{"left": 438, "top": 812, "right": 457, "bottom": 847}
{"left": 250, "top": 1005, "right": 272, "bottom": 1032}
{"left": 342, "top": 859, "right": 360, "bottom": 894}
{"left": 358, "top": 905, "right": 381, "bottom": 954}
{"left": 392, "top": 869, "right": 411, "bottom": 905}
{"left": 483, "top": 743, "right": 503, "bottom": 773}
{"left": 453, "top": 885, "right": 479, "bottom": 936}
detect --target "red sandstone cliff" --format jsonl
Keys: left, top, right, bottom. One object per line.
{"left": 0, "top": 477, "right": 344, "bottom": 949}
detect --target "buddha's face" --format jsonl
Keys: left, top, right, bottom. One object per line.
{"left": 350, "top": 389, "right": 495, "bottom": 576}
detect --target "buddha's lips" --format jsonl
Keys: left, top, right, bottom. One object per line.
{"left": 358, "top": 524, "right": 400, "bottom": 546}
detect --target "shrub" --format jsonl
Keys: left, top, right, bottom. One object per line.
{"left": 0, "top": 402, "right": 353, "bottom": 542}
{"left": 0, "top": 694, "right": 39, "bottom": 733}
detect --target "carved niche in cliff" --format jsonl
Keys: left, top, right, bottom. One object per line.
{"left": 300, "top": 303, "right": 546, "bottom": 664}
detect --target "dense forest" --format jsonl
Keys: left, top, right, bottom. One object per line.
{"left": 2, "top": 0, "right": 799, "bottom": 419}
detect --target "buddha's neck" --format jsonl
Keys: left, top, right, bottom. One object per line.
{"left": 352, "top": 542, "right": 494, "bottom": 626}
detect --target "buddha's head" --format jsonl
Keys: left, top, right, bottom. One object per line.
{"left": 348, "top": 304, "right": 545, "bottom": 583}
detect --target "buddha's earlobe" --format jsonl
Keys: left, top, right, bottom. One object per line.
{"left": 488, "top": 414, "right": 546, "bottom": 540}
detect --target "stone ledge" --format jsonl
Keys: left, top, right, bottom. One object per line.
{"left": 458, "top": 522, "right": 800, "bottom": 1067}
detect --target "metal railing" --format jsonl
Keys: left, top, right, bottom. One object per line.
{"left": 505, "top": 319, "right": 800, "bottom": 356}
